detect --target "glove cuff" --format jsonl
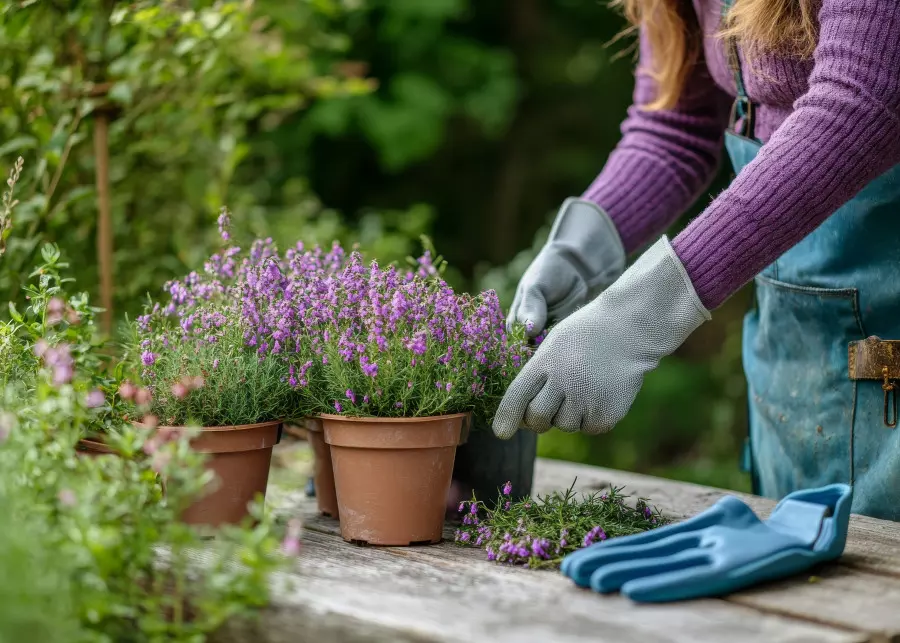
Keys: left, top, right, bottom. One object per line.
{"left": 548, "top": 198, "right": 626, "bottom": 293}
{"left": 590, "top": 235, "right": 710, "bottom": 350}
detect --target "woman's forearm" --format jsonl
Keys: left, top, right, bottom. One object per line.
{"left": 672, "top": 0, "right": 900, "bottom": 310}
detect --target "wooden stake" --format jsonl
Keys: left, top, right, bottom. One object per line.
{"left": 93, "top": 112, "right": 113, "bottom": 335}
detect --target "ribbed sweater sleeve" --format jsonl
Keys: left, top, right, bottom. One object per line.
{"left": 582, "top": 25, "right": 731, "bottom": 254}
{"left": 672, "top": 0, "right": 900, "bottom": 309}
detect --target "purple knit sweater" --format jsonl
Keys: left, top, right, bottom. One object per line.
{"left": 582, "top": 0, "right": 900, "bottom": 309}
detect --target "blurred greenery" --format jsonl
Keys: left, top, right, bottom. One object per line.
{"left": 0, "top": 0, "right": 750, "bottom": 493}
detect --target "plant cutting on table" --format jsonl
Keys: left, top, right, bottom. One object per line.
{"left": 454, "top": 481, "right": 667, "bottom": 568}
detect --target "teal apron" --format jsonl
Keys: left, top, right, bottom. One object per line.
{"left": 723, "top": 1, "right": 900, "bottom": 521}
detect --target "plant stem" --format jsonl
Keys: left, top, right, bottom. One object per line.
{"left": 93, "top": 111, "right": 113, "bottom": 336}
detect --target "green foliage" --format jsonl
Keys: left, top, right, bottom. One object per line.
{"left": 454, "top": 481, "right": 667, "bottom": 569}
{"left": 0, "top": 188, "right": 292, "bottom": 640}
{"left": 0, "top": 357, "right": 290, "bottom": 641}
{"left": 0, "top": 484, "right": 83, "bottom": 643}
{"left": 299, "top": 0, "right": 520, "bottom": 172}
{"left": 129, "top": 315, "right": 295, "bottom": 428}
{"left": 0, "top": 0, "right": 381, "bottom": 319}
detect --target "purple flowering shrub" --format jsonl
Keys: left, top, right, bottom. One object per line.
{"left": 128, "top": 209, "right": 349, "bottom": 427}
{"left": 129, "top": 208, "right": 536, "bottom": 425}
{"left": 294, "top": 249, "right": 537, "bottom": 419}
{"left": 454, "top": 481, "right": 667, "bottom": 569}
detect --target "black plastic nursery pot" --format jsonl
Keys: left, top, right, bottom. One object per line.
{"left": 452, "top": 420, "right": 537, "bottom": 503}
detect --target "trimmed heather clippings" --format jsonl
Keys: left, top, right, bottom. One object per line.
{"left": 128, "top": 209, "right": 348, "bottom": 427}
{"left": 454, "top": 481, "right": 668, "bottom": 569}
{"left": 293, "top": 251, "right": 538, "bottom": 420}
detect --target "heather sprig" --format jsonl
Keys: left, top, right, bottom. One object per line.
{"left": 454, "top": 480, "right": 668, "bottom": 569}
{"left": 129, "top": 209, "right": 350, "bottom": 427}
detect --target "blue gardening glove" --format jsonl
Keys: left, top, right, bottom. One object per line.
{"left": 560, "top": 483, "right": 853, "bottom": 603}
{"left": 493, "top": 235, "right": 709, "bottom": 438}
{"left": 507, "top": 198, "right": 626, "bottom": 338}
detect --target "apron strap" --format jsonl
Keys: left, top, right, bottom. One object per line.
{"left": 722, "top": 0, "right": 756, "bottom": 140}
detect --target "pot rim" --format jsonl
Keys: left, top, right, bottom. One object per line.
{"left": 317, "top": 412, "right": 470, "bottom": 424}
{"left": 133, "top": 419, "right": 283, "bottom": 432}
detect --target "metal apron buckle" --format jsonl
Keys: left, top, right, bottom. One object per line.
{"left": 848, "top": 337, "right": 900, "bottom": 427}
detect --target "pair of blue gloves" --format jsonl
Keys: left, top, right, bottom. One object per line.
{"left": 560, "top": 484, "right": 852, "bottom": 602}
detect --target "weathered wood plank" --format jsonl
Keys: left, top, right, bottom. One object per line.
{"left": 212, "top": 446, "right": 900, "bottom": 642}
{"left": 213, "top": 528, "right": 864, "bottom": 643}
{"left": 728, "top": 565, "right": 900, "bottom": 637}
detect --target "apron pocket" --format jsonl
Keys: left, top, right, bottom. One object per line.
{"left": 742, "top": 274, "right": 863, "bottom": 499}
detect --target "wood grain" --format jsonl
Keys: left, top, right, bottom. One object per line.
{"left": 211, "top": 449, "right": 900, "bottom": 642}
{"left": 213, "top": 528, "right": 863, "bottom": 643}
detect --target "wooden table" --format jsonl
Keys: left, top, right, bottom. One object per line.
{"left": 216, "top": 449, "right": 900, "bottom": 643}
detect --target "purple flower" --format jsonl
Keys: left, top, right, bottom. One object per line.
{"left": 345, "top": 389, "right": 356, "bottom": 404}
{"left": 502, "top": 481, "right": 512, "bottom": 496}
{"left": 334, "top": 401, "right": 343, "bottom": 413}
{"left": 217, "top": 208, "right": 231, "bottom": 241}
{"left": 583, "top": 526, "right": 607, "bottom": 547}
{"left": 141, "top": 351, "right": 157, "bottom": 366}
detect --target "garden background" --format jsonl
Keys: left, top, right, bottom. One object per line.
{"left": 0, "top": 0, "right": 752, "bottom": 493}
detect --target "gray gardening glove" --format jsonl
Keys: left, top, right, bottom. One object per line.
{"left": 493, "top": 236, "right": 710, "bottom": 439}
{"left": 508, "top": 198, "right": 626, "bottom": 338}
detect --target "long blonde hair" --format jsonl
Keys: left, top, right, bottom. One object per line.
{"left": 612, "top": 0, "right": 819, "bottom": 110}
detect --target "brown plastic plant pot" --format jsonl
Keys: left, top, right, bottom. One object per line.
{"left": 136, "top": 420, "right": 282, "bottom": 527}
{"left": 302, "top": 416, "right": 339, "bottom": 518}
{"left": 321, "top": 412, "right": 468, "bottom": 547}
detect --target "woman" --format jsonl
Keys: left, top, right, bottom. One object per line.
{"left": 495, "top": 0, "right": 900, "bottom": 521}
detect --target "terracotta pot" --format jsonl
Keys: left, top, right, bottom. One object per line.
{"left": 136, "top": 420, "right": 282, "bottom": 527}
{"left": 302, "top": 416, "right": 339, "bottom": 518}
{"left": 321, "top": 412, "right": 467, "bottom": 546}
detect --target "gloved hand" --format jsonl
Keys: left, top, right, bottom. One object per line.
{"left": 493, "top": 235, "right": 709, "bottom": 439}
{"left": 507, "top": 198, "right": 626, "bottom": 338}
{"left": 560, "top": 483, "right": 852, "bottom": 602}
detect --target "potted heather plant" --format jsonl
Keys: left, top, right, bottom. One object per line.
{"left": 290, "top": 250, "right": 535, "bottom": 546}
{"left": 126, "top": 210, "right": 348, "bottom": 526}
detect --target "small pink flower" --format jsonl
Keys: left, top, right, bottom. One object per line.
{"left": 141, "top": 414, "right": 159, "bottom": 429}
{"left": 118, "top": 381, "right": 137, "bottom": 401}
{"left": 171, "top": 382, "right": 188, "bottom": 399}
{"left": 57, "top": 489, "right": 77, "bottom": 507}
{"left": 135, "top": 388, "right": 152, "bottom": 406}
{"left": 151, "top": 450, "right": 171, "bottom": 473}
{"left": 281, "top": 518, "right": 303, "bottom": 556}
{"left": 85, "top": 390, "right": 105, "bottom": 408}
{"left": 33, "top": 340, "right": 48, "bottom": 358}
{"left": 47, "top": 297, "right": 65, "bottom": 325}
